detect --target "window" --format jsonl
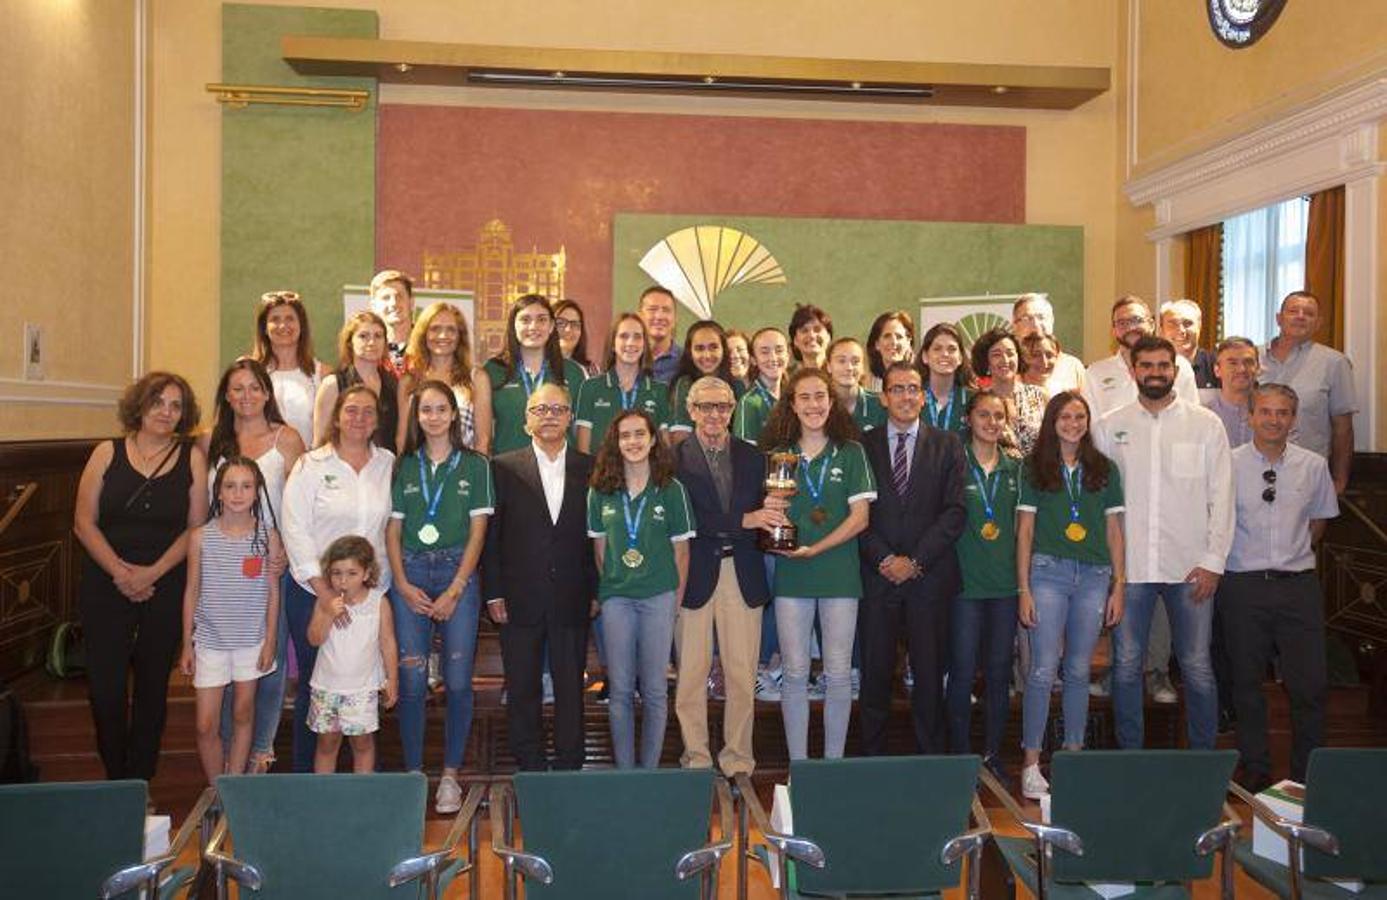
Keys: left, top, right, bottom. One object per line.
{"left": 1220, "top": 195, "right": 1309, "bottom": 346}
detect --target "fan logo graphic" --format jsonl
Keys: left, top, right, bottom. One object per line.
{"left": 1113, "top": 430, "right": 1130, "bottom": 445}
{"left": 638, "top": 225, "right": 787, "bottom": 319}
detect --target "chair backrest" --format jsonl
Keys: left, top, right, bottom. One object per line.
{"left": 1302, "top": 748, "right": 1387, "bottom": 881}
{"left": 788, "top": 755, "right": 980, "bottom": 896}
{"left": 512, "top": 768, "right": 714, "bottom": 900}
{"left": 217, "top": 772, "right": 426, "bottom": 899}
{"left": 0, "top": 779, "right": 147, "bottom": 897}
{"left": 1049, "top": 749, "right": 1236, "bottom": 884}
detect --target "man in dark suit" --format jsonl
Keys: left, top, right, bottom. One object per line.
{"left": 858, "top": 362, "right": 967, "bottom": 754}
{"left": 483, "top": 383, "right": 597, "bottom": 770}
{"left": 672, "top": 376, "right": 779, "bottom": 776}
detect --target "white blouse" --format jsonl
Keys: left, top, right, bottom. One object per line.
{"left": 270, "top": 367, "right": 321, "bottom": 449}
{"left": 280, "top": 443, "right": 395, "bottom": 592}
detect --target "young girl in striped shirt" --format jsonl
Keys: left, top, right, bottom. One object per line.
{"left": 181, "top": 457, "right": 282, "bottom": 784}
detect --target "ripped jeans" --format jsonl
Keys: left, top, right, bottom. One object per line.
{"left": 390, "top": 547, "right": 481, "bottom": 771}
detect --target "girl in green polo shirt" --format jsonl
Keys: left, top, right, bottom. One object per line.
{"left": 385, "top": 379, "right": 494, "bottom": 813}
{"left": 575, "top": 313, "right": 670, "bottom": 453}
{"left": 667, "top": 319, "right": 740, "bottom": 446}
{"left": 948, "top": 391, "right": 1021, "bottom": 779}
{"left": 826, "top": 336, "right": 885, "bottom": 434}
{"left": 756, "top": 368, "right": 876, "bottom": 760}
{"left": 483, "top": 294, "right": 587, "bottom": 455}
{"left": 1014, "top": 390, "right": 1126, "bottom": 800}
{"left": 915, "top": 322, "right": 974, "bottom": 437}
{"left": 734, "top": 326, "right": 790, "bottom": 446}
{"left": 586, "top": 409, "right": 695, "bottom": 769}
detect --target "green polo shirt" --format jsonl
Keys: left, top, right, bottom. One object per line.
{"left": 586, "top": 478, "right": 696, "bottom": 600}
{"left": 849, "top": 389, "right": 886, "bottom": 433}
{"left": 1017, "top": 457, "right": 1124, "bottom": 567}
{"left": 390, "top": 448, "right": 495, "bottom": 553}
{"left": 733, "top": 381, "right": 779, "bottom": 446}
{"left": 956, "top": 447, "right": 1021, "bottom": 599}
{"left": 668, "top": 375, "right": 744, "bottom": 433}
{"left": 575, "top": 370, "right": 670, "bottom": 445}
{"left": 923, "top": 383, "right": 969, "bottom": 436}
{"left": 773, "top": 440, "right": 877, "bottom": 599}
{"left": 484, "top": 357, "right": 588, "bottom": 455}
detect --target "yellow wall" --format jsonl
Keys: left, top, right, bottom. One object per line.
{"left": 0, "top": 1, "right": 137, "bottom": 439}
{"left": 147, "top": 0, "right": 1121, "bottom": 406}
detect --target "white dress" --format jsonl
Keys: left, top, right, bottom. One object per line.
{"left": 269, "top": 366, "right": 321, "bottom": 448}
{"left": 309, "top": 587, "right": 386, "bottom": 694}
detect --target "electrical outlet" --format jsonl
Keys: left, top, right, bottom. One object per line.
{"left": 24, "top": 323, "right": 44, "bottom": 381}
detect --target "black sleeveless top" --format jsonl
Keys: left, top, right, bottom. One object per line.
{"left": 335, "top": 364, "right": 399, "bottom": 451}
{"left": 94, "top": 439, "right": 193, "bottom": 567}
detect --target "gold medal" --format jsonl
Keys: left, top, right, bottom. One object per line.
{"left": 417, "top": 523, "right": 440, "bottom": 545}
{"left": 809, "top": 506, "right": 827, "bottom": 525}
{"left": 1065, "top": 521, "right": 1087, "bottom": 542}
{"left": 980, "top": 521, "right": 1000, "bottom": 541}
{"left": 621, "top": 548, "right": 644, "bottom": 568}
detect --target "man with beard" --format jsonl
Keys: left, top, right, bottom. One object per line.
{"left": 1083, "top": 296, "right": 1199, "bottom": 420}
{"left": 1095, "top": 335, "right": 1234, "bottom": 751}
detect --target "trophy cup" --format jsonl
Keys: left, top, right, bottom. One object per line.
{"left": 758, "top": 451, "right": 800, "bottom": 553}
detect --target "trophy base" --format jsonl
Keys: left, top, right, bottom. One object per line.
{"left": 759, "top": 524, "right": 798, "bottom": 553}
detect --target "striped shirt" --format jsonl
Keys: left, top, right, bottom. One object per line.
{"left": 193, "top": 521, "right": 270, "bottom": 651}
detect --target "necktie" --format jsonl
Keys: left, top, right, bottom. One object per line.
{"left": 893, "top": 431, "right": 910, "bottom": 495}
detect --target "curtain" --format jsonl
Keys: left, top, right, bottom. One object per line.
{"left": 1184, "top": 224, "right": 1223, "bottom": 349}
{"left": 1221, "top": 197, "right": 1309, "bottom": 346}
{"left": 1305, "top": 186, "right": 1346, "bottom": 350}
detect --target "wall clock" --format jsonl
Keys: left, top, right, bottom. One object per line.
{"left": 1207, "top": 0, "right": 1288, "bottom": 48}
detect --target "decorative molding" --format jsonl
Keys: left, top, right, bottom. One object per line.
{"left": 132, "top": 0, "right": 147, "bottom": 377}
{"left": 0, "top": 378, "right": 122, "bottom": 407}
{"left": 1125, "top": 0, "right": 1141, "bottom": 177}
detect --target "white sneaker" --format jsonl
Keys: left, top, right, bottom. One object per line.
{"left": 1088, "top": 674, "right": 1111, "bottom": 698}
{"left": 1021, "top": 764, "right": 1050, "bottom": 800}
{"left": 755, "top": 667, "right": 782, "bottom": 702}
{"left": 1147, "top": 670, "right": 1178, "bottom": 704}
{"left": 435, "top": 774, "right": 462, "bottom": 814}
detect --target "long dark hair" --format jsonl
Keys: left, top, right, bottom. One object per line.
{"left": 1025, "top": 391, "right": 1111, "bottom": 493}
{"left": 208, "top": 358, "right": 287, "bottom": 467}
{"left": 553, "top": 299, "right": 592, "bottom": 370}
{"left": 492, "top": 294, "right": 568, "bottom": 387}
{"left": 209, "top": 455, "right": 272, "bottom": 558}
{"left": 398, "top": 379, "right": 477, "bottom": 475}
{"left": 916, "top": 322, "right": 977, "bottom": 390}
{"left": 758, "top": 367, "right": 860, "bottom": 450}
{"left": 865, "top": 310, "right": 916, "bottom": 381}
{"left": 252, "top": 291, "right": 316, "bottom": 376}
{"left": 590, "top": 409, "right": 676, "bottom": 494}
{"left": 669, "top": 319, "right": 733, "bottom": 401}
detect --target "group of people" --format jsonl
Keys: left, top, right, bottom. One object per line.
{"left": 74, "top": 270, "right": 1354, "bottom": 813}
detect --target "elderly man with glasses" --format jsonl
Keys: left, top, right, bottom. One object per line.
{"left": 671, "top": 376, "right": 778, "bottom": 776}
{"left": 1219, "top": 383, "right": 1338, "bottom": 791}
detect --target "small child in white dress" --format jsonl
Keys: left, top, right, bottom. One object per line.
{"left": 307, "top": 535, "right": 399, "bottom": 773}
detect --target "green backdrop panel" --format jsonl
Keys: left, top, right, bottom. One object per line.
{"left": 220, "top": 3, "right": 377, "bottom": 367}
{"left": 612, "top": 214, "right": 1084, "bottom": 358}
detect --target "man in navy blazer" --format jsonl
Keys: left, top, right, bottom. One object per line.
{"left": 858, "top": 363, "right": 967, "bottom": 754}
{"left": 672, "top": 376, "right": 779, "bottom": 775}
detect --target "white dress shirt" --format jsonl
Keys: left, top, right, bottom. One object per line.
{"left": 1046, "top": 351, "right": 1087, "bottom": 395}
{"left": 1082, "top": 352, "right": 1199, "bottom": 421}
{"left": 1226, "top": 442, "right": 1339, "bottom": 572}
{"left": 281, "top": 443, "right": 395, "bottom": 591}
{"left": 1094, "top": 397, "right": 1234, "bottom": 581}
{"left": 533, "top": 441, "right": 567, "bottom": 525}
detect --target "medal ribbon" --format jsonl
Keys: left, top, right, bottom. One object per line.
{"left": 618, "top": 373, "right": 640, "bottom": 410}
{"left": 1063, "top": 462, "right": 1083, "bottom": 523}
{"left": 925, "top": 384, "right": 957, "bottom": 430}
{"left": 753, "top": 378, "right": 776, "bottom": 407}
{"left": 970, "top": 455, "right": 1000, "bottom": 523}
{"left": 621, "top": 491, "right": 649, "bottom": 549}
{"left": 798, "top": 446, "right": 835, "bottom": 508}
{"left": 519, "top": 359, "right": 549, "bottom": 399}
{"left": 417, "top": 449, "right": 462, "bottom": 525}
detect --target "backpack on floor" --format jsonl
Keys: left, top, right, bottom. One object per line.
{"left": 45, "top": 621, "right": 86, "bottom": 679}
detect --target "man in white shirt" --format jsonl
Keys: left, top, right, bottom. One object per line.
{"left": 1095, "top": 335, "right": 1233, "bottom": 751}
{"left": 1011, "top": 293, "right": 1085, "bottom": 394}
{"left": 1220, "top": 383, "right": 1338, "bottom": 788}
{"left": 1083, "top": 296, "right": 1199, "bottom": 420}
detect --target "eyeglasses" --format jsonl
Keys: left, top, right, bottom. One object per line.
{"left": 1114, "top": 316, "right": 1150, "bottom": 330}
{"left": 1262, "top": 468, "right": 1277, "bottom": 503}
{"left": 526, "top": 403, "right": 571, "bottom": 418}
{"left": 885, "top": 384, "right": 923, "bottom": 397}
{"left": 692, "top": 402, "right": 734, "bottom": 415}
{"left": 554, "top": 318, "right": 582, "bottom": 333}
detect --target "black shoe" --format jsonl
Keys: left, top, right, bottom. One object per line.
{"left": 981, "top": 755, "right": 1014, "bottom": 794}
{"left": 1217, "top": 708, "right": 1237, "bottom": 735}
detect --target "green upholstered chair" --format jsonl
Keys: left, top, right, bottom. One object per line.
{"left": 0, "top": 780, "right": 213, "bottom": 898}
{"left": 1230, "top": 748, "right": 1387, "bottom": 899}
{"left": 207, "top": 772, "right": 485, "bottom": 899}
{"left": 983, "top": 749, "right": 1240, "bottom": 900}
{"left": 490, "top": 768, "right": 734, "bottom": 900}
{"left": 734, "top": 755, "right": 990, "bottom": 899}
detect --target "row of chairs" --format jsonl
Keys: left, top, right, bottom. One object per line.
{"left": 1, "top": 748, "right": 1381, "bottom": 898}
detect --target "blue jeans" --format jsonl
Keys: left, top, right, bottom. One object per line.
{"left": 218, "top": 574, "right": 290, "bottom": 765}
{"left": 776, "top": 596, "right": 857, "bottom": 759}
{"left": 947, "top": 595, "right": 1018, "bottom": 758}
{"left": 600, "top": 592, "right": 678, "bottom": 768}
{"left": 1021, "top": 555, "right": 1111, "bottom": 751}
{"left": 283, "top": 579, "right": 319, "bottom": 772}
{"left": 390, "top": 548, "right": 481, "bottom": 772}
{"left": 1114, "top": 582, "right": 1217, "bottom": 749}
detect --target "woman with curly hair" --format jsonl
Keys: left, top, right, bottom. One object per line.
{"left": 397, "top": 302, "right": 493, "bottom": 454}
{"left": 971, "top": 326, "right": 1047, "bottom": 455}
{"left": 586, "top": 409, "right": 695, "bottom": 768}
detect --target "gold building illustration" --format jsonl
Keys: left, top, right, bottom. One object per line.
{"left": 421, "top": 219, "right": 567, "bottom": 358}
